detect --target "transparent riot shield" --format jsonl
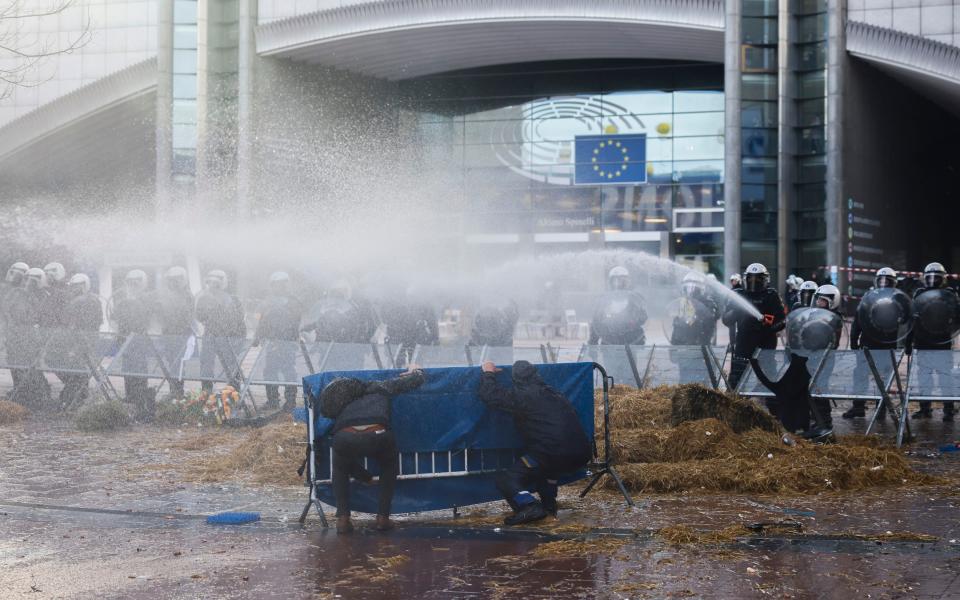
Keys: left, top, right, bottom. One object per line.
{"left": 644, "top": 345, "right": 717, "bottom": 388}
{"left": 410, "top": 344, "right": 472, "bottom": 368}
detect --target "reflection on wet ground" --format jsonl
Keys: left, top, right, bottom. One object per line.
{"left": 1, "top": 410, "right": 959, "bottom": 598}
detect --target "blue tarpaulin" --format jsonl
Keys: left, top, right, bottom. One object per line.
{"left": 302, "top": 362, "right": 596, "bottom": 514}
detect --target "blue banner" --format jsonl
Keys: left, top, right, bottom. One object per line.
{"left": 574, "top": 133, "right": 647, "bottom": 185}
{"left": 302, "top": 362, "right": 596, "bottom": 514}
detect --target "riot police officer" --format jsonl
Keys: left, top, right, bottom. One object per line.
{"left": 42, "top": 262, "right": 70, "bottom": 328}
{"left": 470, "top": 301, "right": 520, "bottom": 348}
{"left": 910, "top": 262, "right": 959, "bottom": 420}
{"left": 809, "top": 284, "right": 843, "bottom": 427}
{"left": 113, "top": 270, "right": 154, "bottom": 419}
{"left": 154, "top": 266, "right": 195, "bottom": 399}
{"left": 588, "top": 266, "right": 648, "bottom": 346}
{"left": 722, "top": 263, "right": 786, "bottom": 389}
{"left": 794, "top": 281, "right": 818, "bottom": 311}
{"left": 302, "top": 280, "right": 377, "bottom": 344}
{"left": 195, "top": 270, "right": 246, "bottom": 394}
{"left": 254, "top": 272, "right": 303, "bottom": 410}
{"left": 669, "top": 272, "right": 720, "bottom": 346}
{"left": 382, "top": 289, "right": 439, "bottom": 367}
{"left": 59, "top": 274, "right": 104, "bottom": 407}
{"left": 845, "top": 267, "right": 902, "bottom": 419}
{"left": 5, "top": 269, "right": 52, "bottom": 406}
{"left": 785, "top": 275, "right": 801, "bottom": 309}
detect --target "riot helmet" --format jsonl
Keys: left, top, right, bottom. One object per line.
{"left": 874, "top": 267, "right": 897, "bottom": 289}
{"left": 786, "top": 275, "right": 800, "bottom": 291}
{"left": 164, "top": 266, "right": 188, "bottom": 291}
{"left": 608, "top": 266, "right": 631, "bottom": 291}
{"left": 44, "top": 262, "right": 66, "bottom": 284}
{"left": 125, "top": 269, "right": 148, "bottom": 295}
{"left": 729, "top": 273, "right": 742, "bottom": 288}
{"left": 5, "top": 262, "right": 28, "bottom": 285}
{"left": 798, "top": 281, "right": 818, "bottom": 307}
{"left": 68, "top": 273, "right": 91, "bottom": 296}
{"left": 269, "top": 271, "right": 290, "bottom": 295}
{"left": 25, "top": 267, "right": 47, "bottom": 290}
{"left": 204, "top": 269, "right": 228, "bottom": 291}
{"left": 923, "top": 262, "right": 947, "bottom": 289}
{"left": 681, "top": 272, "right": 706, "bottom": 298}
{"left": 814, "top": 284, "right": 841, "bottom": 311}
{"left": 329, "top": 279, "right": 352, "bottom": 301}
{"left": 743, "top": 263, "right": 769, "bottom": 293}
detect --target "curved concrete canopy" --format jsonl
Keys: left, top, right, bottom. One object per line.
{"left": 0, "top": 58, "right": 157, "bottom": 193}
{"left": 256, "top": 0, "right": 725, "bottom": 80}
{"left": 847, "top": 21, "right": 960, "bottom": 118}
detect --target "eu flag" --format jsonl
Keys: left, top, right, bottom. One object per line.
{"left": 574, "top": 133, "right": 647, "bottom": 185}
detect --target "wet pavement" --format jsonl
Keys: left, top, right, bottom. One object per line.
{"left": 1, "top": 407, "right": 959, "bottom": 599}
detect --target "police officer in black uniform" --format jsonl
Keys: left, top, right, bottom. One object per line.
{"left": 793, "top": 280, "right": 818, "bottom": 311}
{"left": 722, "top": 263, "right": 786, "bottom": 390}
{"left": 59, "top": 274, "right": 104, "bottom": 408}
{"left": 588, "top": 266, "right": 648, "bottom": 346}
{"left": 154, "top": 266, "right": 195, "bottom": 399}
{"left": 909, "top": 262, "right": 959, "bottom": 421}
{"left": 113, "top": 270, "right": 154, "bottom": 419}
{"left": 469, "top": 301, "right": 520, "bottom": 348}
{"left": 254, "top": 271, "right": 303, "bottom": 410}
{"left": 669, "top": 272, "right": 720, "bottom": 346}
{"left": 6, "top": 268, "right": 52, "bottom": 406}
{"left": 478, "top": 360, "right": 592, "bottom": 525}
{"left": 382, "top": 290, "right": 439, "bottom": 367}
{"left": 845, "top": 267, "right": 899, "bottom": 419}
{"left": 195, "top": 270, "right": 246, "bottom": 394}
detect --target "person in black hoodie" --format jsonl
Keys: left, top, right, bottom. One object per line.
{"left": 478, "top": 360, "right": 592, "bottom": 526}
{"left": 749, "top": 353, "right": 812, "bottom": 434}
{"left": 320, "top": 365, "right": 426, "bottom": 534}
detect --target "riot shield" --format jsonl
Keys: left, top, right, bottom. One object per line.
{"left": 785, "top": 307, "right": 843, "bottom": 356}
{"left": 912, "top": 288, "right": 960, "bottom": 346}
{"left": 856, "top": 287, "right": 913, "bottom": 345}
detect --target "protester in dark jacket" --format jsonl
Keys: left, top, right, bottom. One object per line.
{"left": 477, "top": 360, "right": 592, "bottom": 526}
{"left": 320, "top": 366, "right": 426, "bottom": 534}
{"left": 749, "top": 354, "right": 812, "bottom": 434}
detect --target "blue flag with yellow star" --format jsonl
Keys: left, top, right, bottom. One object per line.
{"left": 574, "top": 133, "right": 647, "bottom": 185}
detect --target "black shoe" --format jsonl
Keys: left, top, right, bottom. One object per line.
{"left": 912, "top": 409, "right": 933, "bottom": 419}
{"left": 842, "top": 407, "right": 865, "bottom": 419}
{"left": 542, "top": 500, "right": 558, "bottom": 517}
{"left": 504, "top": 503, "right": 548, "bottom": 526}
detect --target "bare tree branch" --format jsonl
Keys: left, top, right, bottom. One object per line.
{"left": 0, "top": 0, "right": 92, "bottom": 101}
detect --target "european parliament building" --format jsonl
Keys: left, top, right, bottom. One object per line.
{"left": 1, "top": 0, "right": 959, "bottom": 295}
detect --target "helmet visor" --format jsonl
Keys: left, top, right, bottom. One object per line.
{"left": 924, "top": 273, "right": 944, "bottom": 288}
{"left": 876, "top": 276, "right": 894, "bottom": 289}
{"left": 744, "top": 274, "right": 765, "bottom": 293}
{"left": 799, "top": 290, "right": 814, "bottom": 306}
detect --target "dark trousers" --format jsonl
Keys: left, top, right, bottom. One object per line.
{"left": 200, "top": 337, "right": 241, "bottom": 393}
{"left": 495, "top": 453, "right": 588, "bottom": 512}
{"left": 263, "top": 342, "right": 297, "bottom": 407}
{"left": 728, "top": 355, "right": 750, "bottom": 390}
{"left": 332, "top": 429, "right": 398, "bottom": 518}
{"left": 59, "top": 373, "right": 90, "bottom": 408}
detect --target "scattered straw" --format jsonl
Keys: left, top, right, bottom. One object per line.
{"left": 530, "top": 537, "right": 629, "bottom": 558}
{"left": 183, "top": 421, "right": 305, "bottom": 486}
{"left": 658, "top": 524, "right": 749, "bottom": 546}
{"left": 0, "top": 400, "right": 28, "bottom": 425}
{"left": 602, "top": 384, "right": 938, "bottom": 495}
{"left": 75, "top": 401, "right": 131, "bottom": 432}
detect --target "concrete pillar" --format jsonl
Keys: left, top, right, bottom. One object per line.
{"left": 777, "top": 0, "right": 795, "bottom": 285}
{"left": 723, "top": 0, "right": 743, "bottom": 279}
{"left": 236, "top": 0, "right": 257, "bottom": 218}
{"left": 826, "top": 0, "right": 846, "bottom": 289}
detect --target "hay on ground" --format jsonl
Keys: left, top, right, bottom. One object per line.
{"left": 658, "top": 524, "right": 748, "bottom": 546}
{"left": 530, "top": 537, "right": 629, "bottom": 558}
{"left": 0, "top": 400, "right": 29, "bottom": 424}
{"left": 615, "top": 445, "right": 938, "bottom": 494}
{"left": 75, "top": 401, "right": 131, "bottom": 432}
{"left": 599, "top": 385, "right": 673, "bottom": 430}
{"left": 184, "top": 421, "right": 305, "bottom": 486}
{"left": 670, "top": 384, "right": 781, "bottom": 433}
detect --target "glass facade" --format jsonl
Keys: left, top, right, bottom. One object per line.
{"left": 739, "top": 0, "right": 779, "bottom": 275}
{"left": 399, "top": 61, "right": 725, "bottom": 274}
{"left": 792, "top": 0, "right": 827, "bottom": 278}
{"left": 171, "top": 0, "right": 198, "bottom": 180}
